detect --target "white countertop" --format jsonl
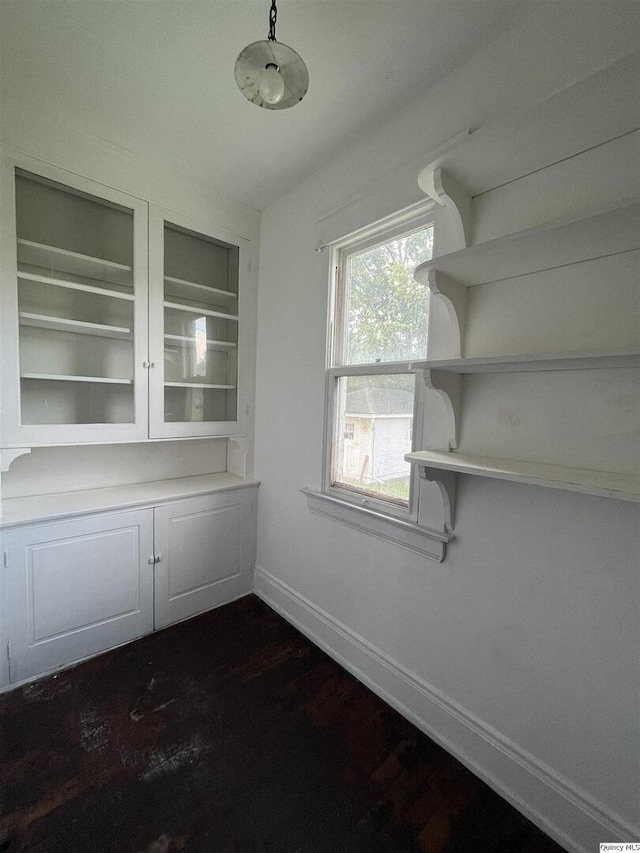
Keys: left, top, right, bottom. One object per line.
{"left": 0, "top": 472, "right": 259, "bottom": 528}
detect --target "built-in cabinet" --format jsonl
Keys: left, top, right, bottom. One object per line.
{"left": 0, "top": 156, "right": 248, "bottom": 449}
{"left": 0, "top": 154, "right": 258, "bottom": 690}
{"left": 1, "top": 477, "right": 257, "bottom": 685}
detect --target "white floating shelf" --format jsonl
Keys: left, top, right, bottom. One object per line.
{"left": 414, "top": 200, "right": 640, "bottom": 287}
{"left": 163, "top": 301, "right": 238, "bottom": 321}
{"left": 165, "top": 382, "right": 236, "bottom": 390}
{"left": 410, "top": 348, "right": 640, "bottom": 375}
{"left": 164, "top": 275, "right": 237, "bottom": 304}
{"left": 164, "top": 334, "right": 236, "bottom": 350}
{"left": 18, "top": 269, "right": 135, "bottom": 301}
{"left": 406, "top": 450, "right": 639, "bottom": 502}
{"left": 21, "top": 373, "right": 133, "bottom": 385}
{"left": 19, "top": 312, "right": 132, "bottom": 340}
{"left": 17, "top": 239, "right": 132, "bottom": 285}
{"left": 418, "top": 53, "right": 640, "bottom": 197}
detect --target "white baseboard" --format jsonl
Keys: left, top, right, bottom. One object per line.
{"left": 253, "top": 564, "right": 638, "bottom": 853}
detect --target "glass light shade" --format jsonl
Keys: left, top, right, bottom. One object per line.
{"left": 259, "top": 64, "right": 285, "bottom": 105}
{"left": 235, "top": 40, "right": 308, "bottom": 110}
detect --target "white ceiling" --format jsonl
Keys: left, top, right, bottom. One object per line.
{"left": 1, "top": 1, "right": 533, "bottom": 211}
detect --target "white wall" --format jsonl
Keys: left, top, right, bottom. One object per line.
{"left": 253, "top": 6, "right": 639, "bottom": 852}
{"left": 1, "top": 440, "right": 228, "bottom": 499}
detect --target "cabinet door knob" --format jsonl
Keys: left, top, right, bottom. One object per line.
{"left": 143, "top": 361, "right": 155, "bottom": 369}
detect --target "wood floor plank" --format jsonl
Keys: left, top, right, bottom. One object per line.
{"left": 0, "top": 595, "right": 566, "bottom": 853}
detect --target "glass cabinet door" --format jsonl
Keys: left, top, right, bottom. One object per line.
{"left": 0, "top": 161, "right": 149, "bottom": 445}
{"left": 149, "top": 210, "right": 242, "bottom": 437}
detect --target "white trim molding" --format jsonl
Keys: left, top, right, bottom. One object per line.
{"left": 253, "top": 565, "right": 639, "bottom": 853}
{"left": 314, "top": 131, "right": 469, "bottom": 250}
{"left": 301, "top": 488, "right": 449, "bottom": 563}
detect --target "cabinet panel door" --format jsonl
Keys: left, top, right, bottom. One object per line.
{"left": 148, "top": 205, "right": 248, "bottom": 439}
{"left": 153, "top": 491, "right": 253, "bottom": 629}
{"left": 0, "top": 154, "right": 149, "bottom": 446}
{"left": 3, "top": 509, "right": 154, "bottom": 683}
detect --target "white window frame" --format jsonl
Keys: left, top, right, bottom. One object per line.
{"left": 324, "top": 362, "right": 420, "bottom": 521}
{"left": 322, "top": 204, "right": 435, "bottom": 524}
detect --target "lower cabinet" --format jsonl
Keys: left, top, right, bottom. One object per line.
{"left": 154, "top": 491, "right": 254, "bottom": 630}
{"left": 2, "top": 487, "right": 255, "bottom": 685}
{"left": 3, "top": 508, "right": 154, "bottom": 684}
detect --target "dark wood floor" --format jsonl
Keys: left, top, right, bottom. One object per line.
{"left": 0, "top": 595, "right": 566, "bottom": 853}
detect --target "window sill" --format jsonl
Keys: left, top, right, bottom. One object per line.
{"left": 301, "top": 488, "right": 452, "bottom": 563}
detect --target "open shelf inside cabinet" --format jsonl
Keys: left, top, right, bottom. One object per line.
{"left": 406, "top": 450, "right": 639, "bottom": 503}
{"left": 21, "top": 373, "right": 133, "bottom": 385}
{"left": 165, "top": 382, "right": 236, "bottom": 390}
{"left": 18, "top": 277, "right": 135, "bottom": 388}
{"left": 18, "top": 267, "right": 134, "bottom": 300}
{"left": 17, "top": 239, "right": 132, "bottom": 286}
{"left": 163, "top": 385, "right": 237, "bottom": 424}
{"left": 163, "top": 301, "right": 238, "bottom": 321}
{"left": 19, "top": 312, "right": 132, "bottom": 340}
{"left": 19, "top": 376, "right": 135, "bottom": 425}
{"left": 164, "top": 275, "right": 237, "bottom": 306}
{"left": 164, "top": 334, "right": 236, "bottom": 351}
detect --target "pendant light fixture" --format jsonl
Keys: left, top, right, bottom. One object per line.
{"left": 235, "top": 0, "right": 309, "bottom": 110}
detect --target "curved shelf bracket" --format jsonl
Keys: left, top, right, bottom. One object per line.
{"left": 417, "top": 467, "right": 456, "bottom": 535}
{"left": 415, "top": 269, "right": 467, "bottom": 359}
{"left": 417, "top": 369, "right": 461, "bottom": 451}
{"left": 227, "top": 436, "right": 250, "bottom": 479}
{"left": 418, "top": 167, "right": 471, "bottom": 252}
{"left": 0, "top": 447, "right": 31, "bottom": 473}
{"left": 0, "top": 448, "right": 32, "bottom": 513}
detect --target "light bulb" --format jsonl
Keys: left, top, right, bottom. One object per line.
{"left": 259, "top": 63, "right": 285, "bottom": 105}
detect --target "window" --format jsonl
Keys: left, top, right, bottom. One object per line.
{"left": 324, "top": 210, "right": 434, "bottom": 521}
{"left": 343, "top": 421, "right": 355, "bottom": 441}
{"left": 333, "top": 373, "right": 414, "bottom": 507}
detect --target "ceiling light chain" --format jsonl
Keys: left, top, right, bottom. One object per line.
{"left": 268, "top": 0, "right": 277, "bottom": 42}
{"left": 234, "top": 0, "right": 309, "bottom": 110}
